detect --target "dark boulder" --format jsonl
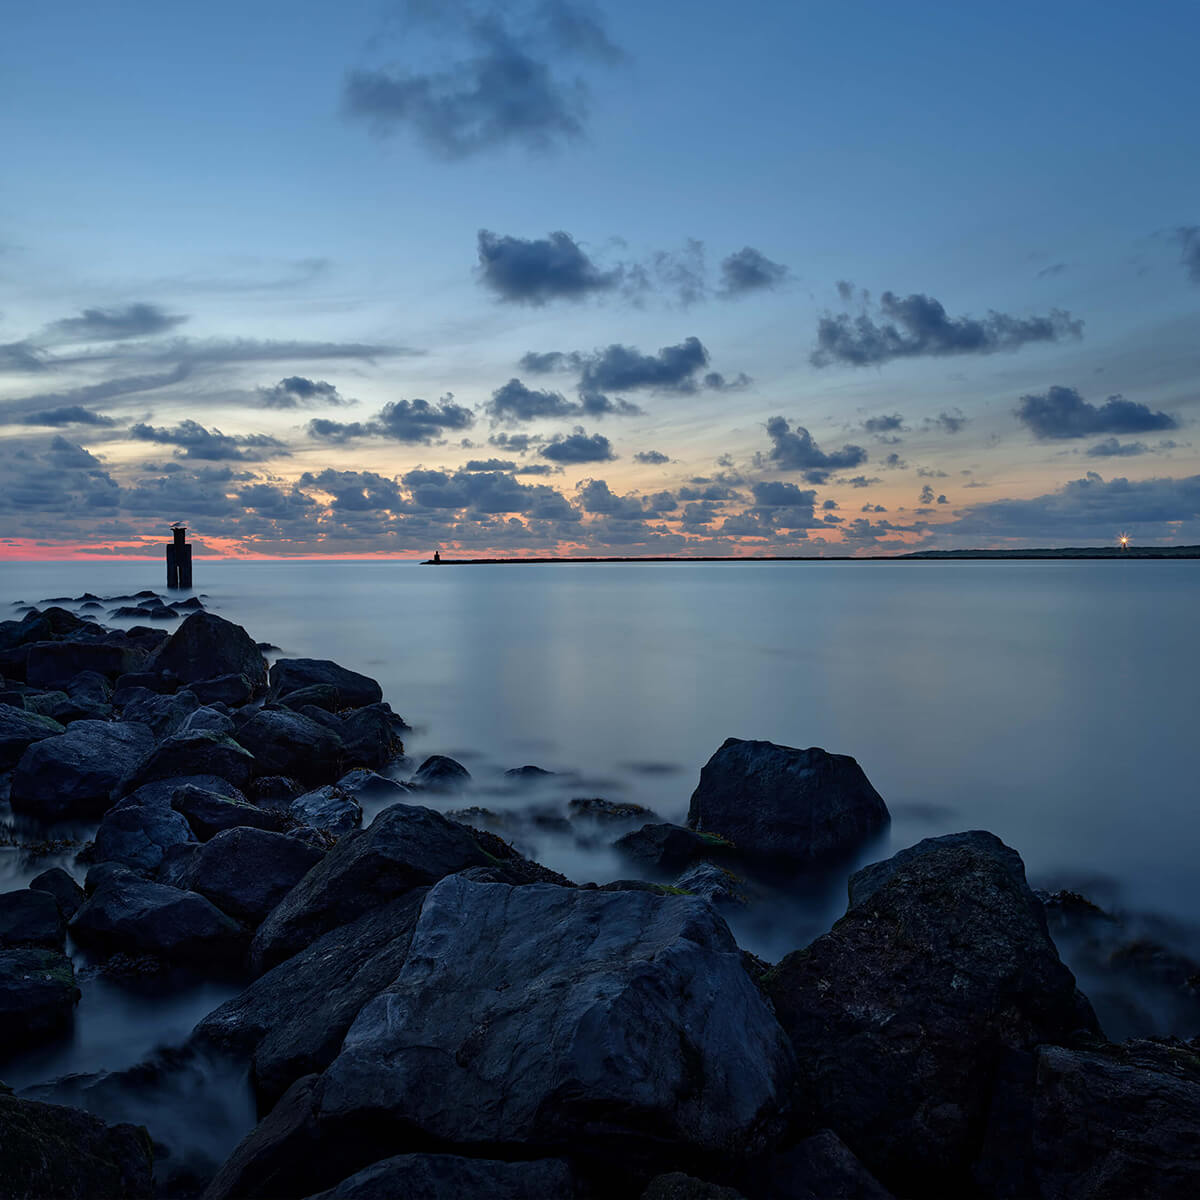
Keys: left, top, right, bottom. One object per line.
{"left": 29, "top": 866, "right": 86, "bottom": 919}
{"left": 175, "top": 827, "right": 325, "bottom": 926}
{"left": 268, "top": 658, "right": 383, "bottom": 709}
{"left": 69, "top": 866, "right": 246, "bottom": 965}
{"left": 179, "top": 704, "right": 237, "bottom": 738}
{"left": 114, "top": 669, "right": 173, "bottom": 693}
{"left": 112, "top": 685, "right": 199, "bottom": 737}
{"left": 289, "top": 784, "right": 363, "bottom": 835}
{"left": 674, "top": 862, "right": 751, "bottom": 907}
{"left": 642, "top": 1175, "right": 746, "bottom": 1199}
{"left": 307, "top": 1155, "right": 576, "bottom": 1200}
{"left": 766, "top": 1130, "right": 894, "bottom": 1200}
{"left": 0, "top": 605, "right": 87, "bottom": 651}
{"left": 127, "top": 729, "right": 256, "bottom": 792}
{"left": 615, "top": 822, "right": 732, "bottom": 871}
{"left": 193, "top": 889, "right": 428, "bottom": 1107}
{"left": 276, "top": 684, "right": 340, "bottom": 713}
{"left": 0, "top": 701, "right": 63, "bottom": 768}
{"left": 0, "top": 947, "right": 79, "bottom": 1049}
{"left": 765, "top": 831, "right": 1098, "bottom": 1195}
{"left": 410, "top": 753, "right": 470, "bottom": 791}
{"left": 148, "top": 611, "right": 268, "bottom": 693}
{"left": 0, "top": 1091, "right": 152, "bottom": 1199}
{"left": 10, "top": 720, "right": 155, "bottom": 820}
{"left": 334, "top": 768, "right": 415, "bottom": 806}
{"left": 26, "top": 636, "right": 150, "bottom": 687}
{"left": 173, "top": 783, "right": 285, "bottom": 840}
{"left": 505, "top": 763, "right": 556, "bottom": 780}
{"left": 249, "top": 775, "right": 306, "bottom": 808}
{"left": 314, "top": 876, "right": 795, "bottom": 1184}
{"left": 688, "top": 738, "right": 889, "bottom": 861}
{"left": 188, "top": 672, "right": 254, "bottom": 707}
{"left": 93, "top": 792, "right": 197, "bottom": 874}
{"left": 300, "top": 702, "right": 407, "bottom": 769}
{"left": 0, "top": 887, "right": 66, "bottom": 949}
{"left": 236, "top": 708, "right": 343, "bottom": 784}
{"left": 250, "top": 802, "right": 491, "bottom": 972}
{"left": 570, "top": 795, "right": 657, "bottom": 821}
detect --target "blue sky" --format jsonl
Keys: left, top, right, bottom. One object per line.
{"left": 1, "top": 0, "right": 1197, "bottom": 556}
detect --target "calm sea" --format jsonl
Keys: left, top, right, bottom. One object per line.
{"left": 2, "top": 558, "right": 1198, "bottom": 1097}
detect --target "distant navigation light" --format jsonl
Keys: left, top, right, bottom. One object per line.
{"left": 1118, "top": 532, "right": 1131, "bottom": 550}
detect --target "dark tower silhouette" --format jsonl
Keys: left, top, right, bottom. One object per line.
{"left": 167, "top": 524, "right": 193, "bottom": 589}
{"left": 433, "top": 549, "right": 442, "bottom": 564}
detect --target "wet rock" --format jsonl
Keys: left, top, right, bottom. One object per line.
{"left": 0, "top": 701, "right": 64, "bottom": 768}
{"left": 410, "top": 753, "right": 471, "bottom": 791}
{"left": 194, "top": 889, "right": 428, "bottom": 1107}
{"left": 176, "top": 827, "right": 324, "bottom": 926}
{"left": 0, "top": 1091, "right": 152, "bottom": 1199}
{"left": 0, "top": 605, "right": 88, "bottom": 651}
{"left": 289, "top": 785, "right": 363, "bottom": 836}
{"left": 765, "top": 831, "right": 1098, "bottom": 1196}
{"left": 504, "top": 763, "right": 556, "bottom": 780}
{"left": 188, "top": 672, "right": 254, "bottom": 707}
{"left": 69, "top": 865, "right": 246, "bottom": 965}
{"left": 250, "top": 802, "right": 491, "bottom": 972}
{"left": 179, "top": 704, "right": 237, "bottom": 738}
{"left": 249, "top": 774, "right": 306, "bottom": 807}
{"left": 276, "top": 684, "right": 340, "bottom": 713}
{"left": 0, "top": 887, "right": 66, "bottom": 948}
{"left": 114, "top": 670, "right": 173, "bottom": 694}
{"left": 29, "top": 866, "right": 86, "bottom": 919}
{"left": 766, "top": 1130, "right": 894, "bottom": 1200}
{"left": 688, "top": 738, "right": 889, "bottom": 861}
{"left": 113, "top": 685, "right": 199, "bottom": 737}
{"left": 148, "top": 611, "right": 268, "bottom": 694}
{"left": 307, "top": 1155, "right": 576, "bottom": 1200}
{"left": 269, "top": 658, "right": 383, "bottom": 710}
{"left": 642, "top": 1174, "right": 746, "bottom": 1199}
{"left": 300, "top": 702, "right": 407, "bottom": 770}
{"left": 0, "top": 948, "right": 80, "bottom": 1049}
{"left": 26, "top": 636, "right": 150, "bottom": 687}
{"left": 127, "top": 729, "right": 256, "bottom": 792}
{"left": 333, "top": 768, "right": 415, "bottom": 806}
{"left": 236, "top": 708, "right": 343, "bottom": 784}
{"left": 10, "top": 720, "right": 156, "bottom": 820}
{"left": 570, "top": 795, "right": 658, "bottom": 821}
{"left": 172, "top": 783, "right": 284, "bottom": 840}
{"left": 615, "top": 822, "right": 732, "bottom": 871}
{"left": 673, "top": 862, "right": 750, "bottom": 907}
{"left": 93, "top": 793, "right": 197, "bottom": 874}
{"left": 314, "top": 876, "right": 795, "bottom": 1183}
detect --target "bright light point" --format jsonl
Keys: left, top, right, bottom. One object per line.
{"left": 1118, "top": 532, "right": 1131, "bottom": 549}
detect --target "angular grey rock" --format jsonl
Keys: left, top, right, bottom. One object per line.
{"left": 0, "top": 947, "right": 80, "bottom": 1049}
{"left": 249, "top": 803, "right": 492, "bottom": 972}
{"left": 0, "top": 887, "right": 66, "bottom": 949}
{"left": 176, "top": 827, "right": 325, "bottom": 926}
{"left": 318, "top": 876, "right": 795, "bottom": 1173}
{"left": 70, "top": 866, "right": 246, "bottom": 965}
{"left": 114, "top": 686, "right": 199, "bottom": 737}
{"left": 10, "top": 720, "right": 155, "bottom": 819}
{"left": 25, "top": 636, "right": 149, "bottom": 687}
{"left": 93, "top": 793, "right": 197, "bottom": 874}
{"left": 300, "top": 702, "right": 407, "bottom": 770}
{"left": 688, "top": 738, "right": 889, "bottom": 860}
{"left": 236, "top": 708, "right": 344, "bottom": 784}
{"left": 673, "top": 862, "right": 750, "bottom": 907}
{"left": 188, "top": 672, "right": 254, "bottom": 707}
{"left": 276, "top": 684, "right": 341, "bottom": 712}
{"left": 410, "top": 753, "right": 470, "bottom": 791}
{"left": 172, "top": 783, "right": 284, "bottom": 840}
{"left": 289, "top": 785, "right": 363, "bottom": 836}
{"left": 305, "top": 1155, "right": 576, "bottom": 1200}
{"left": 269, "top": 658, "right": 383, "bottom": 709}
{"left": 615, "top": 822, "right": 730, "bottom": 871}
{"left": 0, "top": 701, "right": 63, "bottom": 768}
{"left": 149, "top": 611, "right": 268, "bottom": 693}
{"left": 180, "top": 704, "right": 237, "bottom": 738}
{"left": 29, "top": 866, "right": 86, "bottom": 919}
{"left": 766, "top": 831, "right": 1098, "bottom": 1195}
{"left": 127, "top": 729, "right": 256, "bottom": 792}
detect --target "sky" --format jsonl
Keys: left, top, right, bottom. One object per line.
{"left": 1, "top": 0, "right": 1198, "bottom": 559}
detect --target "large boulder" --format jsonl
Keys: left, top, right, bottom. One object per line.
{"left": 194, "top": 889, "right": 428, "bottom": 1107}
{"left": 9, "top": 720, "right": 155, "bottom": 819}
{"left": 289, "top": 784, "right": 363, "bottom": 836}
{"left": 615, "top": 822, "right": 732, "bottom": 871}
{"left": 175, "top": 827, "right": 325, "bottom": 926}
{"left": 688, "top": 738, "right": 889, "bottom": 860}
{"left": 766, "top": 1130, "right": 894, "bottom": 1200}
{"left": 69, "top": 866, "right": 246, "bottom": 965}
{"left": 306, "top": 1155, "right": 576, "bottom": 1200}
{"left": 113, "top": 685, "right": 199, "bottom": 737}
{"left": 148, "top": 611, "right": 268, "bottom": 693}
{"left": 29, "top": 866, "right": 86, "bottom": 919}
{"left": 249, "top": 803, "right": 491, "bottom": 973}
{"left": 179, "top": 704, "right": 237, "bottom": 738}
{"left": 311, "top": 876, "right": 795, "bottom": 1188}
{"left": 269, "top": 658, "right": 383, "bottom": 709}
{"left": 0, "top": 1092, "right": 152, "bottom": 1199}
{"left": 172, "top": 783, "right": 285, "bottom": 840}
{"left": 25, "top": 636, "right": 149, "bottom": 687}
{"left": 765, "top": 831, "right": 1097, "bottom": 1196}
{"left": 126, "top": 729, "right": 256, "bottom": 792}
{"left": 0, "top": 887, "right": 67, "bottom": 949}
{"left": 0, "top": 948, "right": 79, "bottom": 1049}
{"left": 299, "top": 702, "right": 407, "bottom": 770}
{"left": 236, "top": 708, "right": 343, "bottom": 784}
{"left": 0, "top": 605, "right": 88, "bottom": 650}
{"left": 186, "top": 672, "right": 254, "bottom": 707}
{"left": 92, "top": 792, "right": 197, "bottom": 875}
{"left": 410, "top": 753, "right": 470, "bottom": 791}
{"left": 0, "top": 701, "right": 63, "bottom": 768}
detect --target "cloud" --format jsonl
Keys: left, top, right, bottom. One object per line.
{"left": 539, "top": 429, "right": 615, "bottom": 463}
{"left": 839, "top": 475, "right": 881, "bottom": 488}
{"left": 401, "top": 465, "right": 578, "bottom": 518}
{"left": 576, "top": 336, "right": 710, "bottom": 395}
{"left": 343, "top": 2, "right": 621, "bottom": 158}
{"left": 1036, "top": 263, "right": 1068, "bottom": 279}
{"left": 488, "top": 431, "right": 540, "bottom": 454}
{"left": 2, "top": 364, "right": 191, "bottom": 424}
{"left": 916, "top": 467, "right": 948, "bottom": 478}
{"left": 463, "top": 457, "right": 517, "bottom": 471}
{"left": 0, "top": 341, "right": 49, "bottom": 372}
{"left": 862, "top": 413, "right": 906, "bottom": 436}
{"left": 1085, "top": 438, "right": 1154, "bottom": 458}
{"left": 1175, "top": 226, "right": 1200, "bottom": 283}
{"left": 1015, "top": 385, "right": 1177, "bottom": 439}
{"left": 129, "top": 418, "right": 290, "bottom": 461}
{"left": 919, "top": 484, "right": 936, "bottom": 504}
{"left": 519, "top": 350, "right": 569, "bottom": 373}
{"left": 308, "top": 395, "right": 476, "bottom": 444}
{"left": 576, "top": 478, "right": 647, "bottom": 520}
{"left": 925, "top": 409, "right": 968, "bottom": 434}
{"left": 750, "top": 481, "right": 817, "bottom": 508}
{"left": 37, "top": 338, "right": 411, "bottom": 371}
{"left": 476, "top": 229, "right": 620, "bottom": 304}
{"left": 634, "top": 449, "right": 669, "bottom": 464}
{"left": 643, "top": 240, "right": 708, "bottom": 306}
{"left": 811, "top": 291, "right": 1082, "bottom": 367}
{"left": 19, "top": 406, "right": 118, "bottom": 428}
{"left": 718, "top": 247, "right": 788, "bottom": 297}
{"left": 487, "top": 377, "right": 579, "bottom": 422}
{"left": 759, "top": 416, "right": 868, "bottom": 484}
{"left": 47, "top": 302, "right": 186, "bottom": 342}
{"left": 882, "top": 452, "right": 907, "bottom": 469}
{"left": 254, "top": 376, "right": 350, "bottom": 408}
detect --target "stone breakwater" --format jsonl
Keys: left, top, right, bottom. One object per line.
{"left": 0, "top": 599, "right": 1197, "bottom": 1199}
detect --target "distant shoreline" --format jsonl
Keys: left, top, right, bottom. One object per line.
{"left": 421, "top": 546, "right": 1200, "bottom": 565}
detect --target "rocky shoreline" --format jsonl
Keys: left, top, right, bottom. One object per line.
{"left": 1, "top": 598, "right": 1198, "bottom": 1199}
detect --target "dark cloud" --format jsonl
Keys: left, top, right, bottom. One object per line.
{"left": 862, "top": 413, "right": 906, "bottom": 436}
{"left": 20, "top": 406, "right": 118, "bottom": 428}
{"left": 0, "top": 341, "right": 48, "bottom": 372}
{"left": 255, "top": 376, "right": 349, "bottom": 408}
{"left": 487, "top": 377, "right": 579, "bottom": 422}
{"left": 839, "top": 475, "right": 881, "bottom": 488}
{"left": 578, "top": 337, "right": 709, "bottom": 394}
{"left": 47, "top": 338, "right": 410, "bottom": 370}
{"left": 464, "top": 457, "right": 518, "bottom": 471}
{"left": 1036, "top": 263, "right": 1068, "bottom": 279}
{"left": 488, "top": 431, "right": 540, "bottom": 453}
{"left": 646, "top": 240, "right": 707, "bottom": 306}
{"left": 759, "top": 416, "right": 868, "bottom": 484}
{"left": 308, "top": 395, "right": 475, "bottom": 444}
{"left": 925, "top": 409, "right": 968, "bottom": 434}
{"left": 300, "top": 468, "right": 407, "bottom": 512}
{"left": 917, "top": 467, "right": 948, "bottom": 478}
{"left": 576, "top": 478, "right": 646, "bottom": 520}
{"left": 1175, "top": 227, "right": 1200, "bottom": 283}
{"left": 48, "top": 303, "right": 186, "bottom": 342}
{"left": 129, "top": 419, "right": 290, "bottom": 461}
{"left": 677, "top": 482, "right": 740, "bottom": 501}
{"left": 1015, "top": 385, "right": 1177, "bottom": 440}
{"left": 750, "top": 481, "right": 817, "bottom": 508}
{"left": 937, "top": 494, "right": 948, "bottom": 504}
{"left": 2, "top": 365, "right": 190, "bottom": 423}
{"left": 344, "top": 3, "right": 621, "bottom": 158}
{"left": 811, "top": 291, "right": 1082, "bottom": 367}
{"left": 539, "top": 429, "right": 615, "bottom": 463}
{"left": 519, "top": 350, "right": 569, "bottom": 372}
{"left": 1085, "top": 438, "right": 1153, "bottom": 458}
{"left": 401, "top": 465, "right": 578, "bottom": 518}
{"left": 882, "top": 452, "right": 907, "bottom": 469}
{"left": 718, "top": 247, "right": 788, "bottom": 297}
{"left": 919, "top": 484, "right": 936, "bottom": 504}
{"left": 477, "top": 230, "right": 620, "bottom": 304}
{"left": 514, "top": 462, "right": 556, "bottom": 475}
{"left": 634, "top": 449, "right": 669, "bottom": 464}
